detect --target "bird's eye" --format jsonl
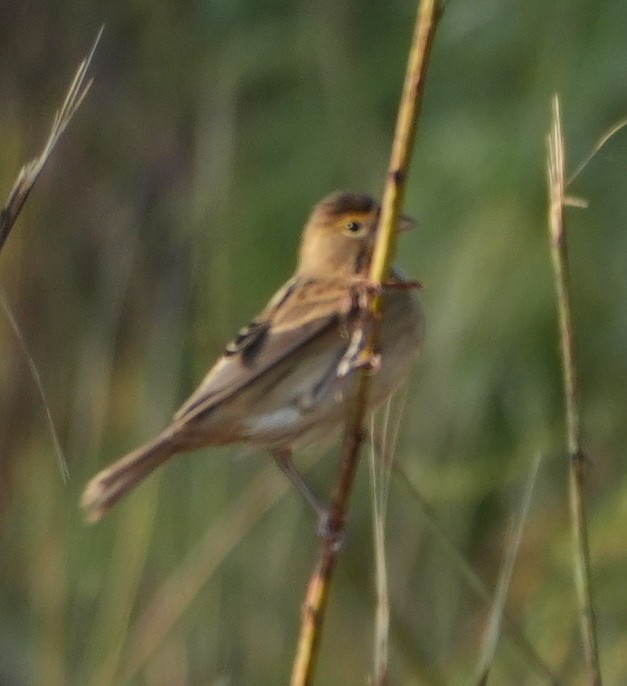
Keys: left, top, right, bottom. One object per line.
{"left": 345, "top": 220, "right": 362, "bottom": 233}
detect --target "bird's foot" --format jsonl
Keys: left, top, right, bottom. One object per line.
{"left": 316, "top": 510, "right": 345, "bottom": 551}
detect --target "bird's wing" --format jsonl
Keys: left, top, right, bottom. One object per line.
{"left": 173, "top": 276, "right": 358, "bottom": 424}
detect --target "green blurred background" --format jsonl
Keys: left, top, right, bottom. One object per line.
{"left": 1, "top": 0, "right": 627, "bottom": 684}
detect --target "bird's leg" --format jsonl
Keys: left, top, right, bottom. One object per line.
{"left": 337, "top": 277, "right": 421, "bottom": 381}
{"left": 336, "top": 323, "right": 381, "bottom": 379}
{"left": 271, "top": 449, "right": 334, "bottom": 537}
{"left": 271, "top": 448, "right": 325, "bottom": 515}
{"left": 336, "top": 282, "right": 381, "bottom": 380}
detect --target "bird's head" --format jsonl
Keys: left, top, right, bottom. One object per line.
{"left": 296, "top": 191, "right": 414, "bottom": 278}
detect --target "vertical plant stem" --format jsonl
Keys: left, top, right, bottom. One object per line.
{"left": 369, "top": 0, "right": 439, "bottom": 287}
{"left": 290, "top": 399, "right": 366, "bottom": 686}
{"left": 546, "top": 95, "right": 602, "bottom": 686}
{"left": 289, "top": 2, "right": 441, "bottom": 685}
{"left": 369, "top": 406, "right": 395, "bottom": 685}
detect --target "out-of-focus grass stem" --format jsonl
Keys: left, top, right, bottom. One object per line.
{"left": 547, "top": 95, "right": 603, "bottom": 686}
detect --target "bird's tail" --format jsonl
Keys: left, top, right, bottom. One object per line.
{"left": 81, "top": 429, "right": 180, "bottom": 523}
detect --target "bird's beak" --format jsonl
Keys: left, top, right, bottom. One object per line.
{"left": 398, "top": 213, "right": 416, "bottom": 232}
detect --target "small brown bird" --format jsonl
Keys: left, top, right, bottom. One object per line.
{"left": 81, "top": 191, "right": 425, "bottom": 523}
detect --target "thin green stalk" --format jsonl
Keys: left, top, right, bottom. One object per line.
{"left": 396, "top": 467, "right": 560, "bottom": 685}
{"left": 369, "top": 405, "right": 395, "bottom": 685}
{"left": 474, "top": 454, "right": 542, "bottom": 685}
{"left": 547, "top": 95, "right": 602, "bottom": 686}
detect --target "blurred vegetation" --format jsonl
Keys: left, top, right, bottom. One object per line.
{"left": 1, "top": 0, "right": 627, "bottom": 684}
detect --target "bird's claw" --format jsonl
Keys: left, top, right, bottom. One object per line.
{"left": 382, "top": 278, "right": 422, "bottom": 291}
{"left": 317, "top": 511, "right": 345, "bottom": 550}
